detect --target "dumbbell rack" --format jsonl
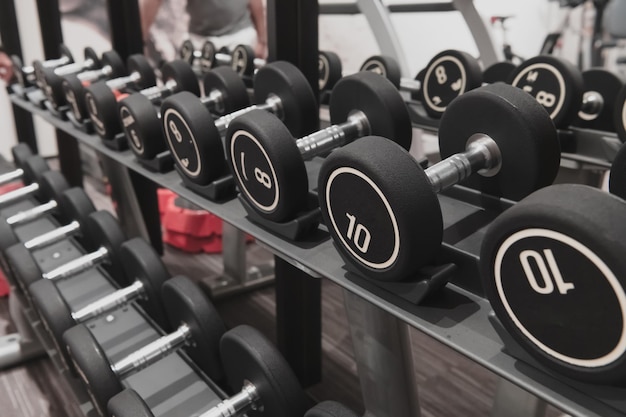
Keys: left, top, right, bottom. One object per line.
{"left": 10, "top": 91, "right": 626, "bottom": 417}
{"left": 0, "top": 176, "right": 226, "bottom": 416}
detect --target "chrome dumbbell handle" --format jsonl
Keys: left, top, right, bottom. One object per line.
{"left": 23, "top": 220, "right": 80, "bottom": 251}
{"left": 6, "top": 200, "right": 58, "bottom": 226}
{"left": 71, "top": 280, "right": 144, "bottom": 322}
{"left": 42, "top": 246, "right": 109, "bottom": 282}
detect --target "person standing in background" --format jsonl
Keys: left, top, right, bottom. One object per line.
{"left": 0, "top": 47, "right": 14, "bottom": 84}
{"left": 140, "top": 0, "right": 267, "bottom": 59}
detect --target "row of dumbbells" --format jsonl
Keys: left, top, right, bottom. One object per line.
{"left": 0, "top": 145, "right": 367, "bottom": 417}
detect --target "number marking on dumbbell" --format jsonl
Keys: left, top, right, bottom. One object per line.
{"left": 422, "top": 56, "right": 467, "bottom": 112}
{"left": 86, "top": 92, "right": 105, "bottom": 136}
{"left": 494, "top": 228, "right": 626, "bottom": 366}
{"left": 511, "top": 63, "right": 566, "bottom": 120}
{"left": 230, "top": 130, "right": 279, "bottom": 211}
{"left": 319, "top": 54, "right": 330, "bottom": 90}
{"left": 162, "top": 108, "right": 202, "bottom": 176}
{"left": 119, "top": 107, "right": 143, "bottom": 153}
{"left": 325, "top": 167, "right": 399, "bottom": 269}
{"left": 232, "top": 46, "right": 248, "bottom": 76}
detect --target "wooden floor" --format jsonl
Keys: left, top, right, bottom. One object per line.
{"left": 0, "top": 171, "right": 565, "bottom": 417}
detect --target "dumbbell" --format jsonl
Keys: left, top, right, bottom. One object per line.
{"left": 0, "top": 171, "right": 93, "bottom": 252}
{"left": 482, "top": 61, "right": 517, "bottom": 84}
{"left": 84, "top": 54, "right": 157, "bottom": 139}
{"left": 318, "top": 50, "right": 343, "bottom": 92}
{"left": 161, "top": 61, "right": 318, "bottom": 185}
{"left": 317, "top": 83, "right": 560, "bottom": 281}
{"left": 120, "top": 66, "right": 249, "bottom": 161}
{"left": 480, "top": 183, "right": 626, "bottom": 385}
{"left": 226, "top": 71, "right": 412, "bottom": 223}
{"left": 180, "top": 39, "right": 233, "bottom": 74}
{"left": 61, "top": 50, "right": 127, "bottom": 122}
{"left": 5, "top": 210, "right": 127, "bottom": 294}
{"left": 0, "top": 143, "right": 38, "bottom": 188}
{"left": 613, "top": 84, "right": 626, "bottom": 142}
{"left": 10, "top": 44, "right": 74, "bottom": 88}
{"left": 360, "top": 50, "right": 483, "bottom": 118}
{"left": 305, "top": 402, "right": 360, "bottom": 417}
{"left": 64, "top": 275, "right": 226, "bottom": 415}
{"left": 0, "top": 155, "right": 58, "bottom": 209}
{"left": 508, "top": 55, "right": 623, "bottom": 131}
{"left": 30, "top": 237, "right": 170, "bottom": 370}
{"left": 107, "top": 324, "right": 308, "bottom": 417}
{"left": 38, "top": 47, "right": 102, "bottom": 109}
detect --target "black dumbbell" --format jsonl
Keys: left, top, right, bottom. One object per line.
{"left": 84, "top": 54, "right": 157, "bottom": 139}
{"left": 30, "top": 237, "right": 170, "bottom": 369}
{"left": 360, "top": 50, "right": 483, "bottom": 118}
{"left": 121, "top": 66, "right": 249, "bottom": 161}
{"left": 61, "top": 50, "right": 127, "bottom": 122}
{"left": 5, "top": 210, "right": 127, "bottom": 293}
{"left": 180, "top": 40, "right": 233, "bottom": 74}
{"left": 0, "top": 155, "right": 58, "bottom": 209}
{"left": 480, "top": 184, "right": 626, "bottom": 385}
{"left": 616, "top": 84, "right": 626, "bottom": 142}
{"left": 305, "top": 401, "right": 360, "bottom": 417}
{"left": 0, "top": 143, "right": 39, "bottom": 188}
{"left": 10, "top": 44, "right": 74, "bottom": 88}
{"left": 482, "top": 61, "right": 517, "bottom": 84}
{"left": 506, "top": 55, "right": 615, "bottom": 129}
{"left": 64, "top": 275, "right": 226, "bottom": 415}
{"left": 229, "top": 44, "right": 266, "bottom": 77}
{"left": 318, "top": 83, "right": 560, "bottom": 281}
{"left": 161, "top": 61, "right": 318, "bottom": 185}
{"left": 0, "top": 171, "right": 94, "bottom": 253}
{"left": 107, "top": 325, "right": 308, "bottom": 417}
{"left": 226, "top": 71, "right": 412, "bottom": 223}
{"left": 318, "top": 50, "right": 343, "bottom": 92}
{"left": 38, "top": 47, "right": 102, "bottom": 109}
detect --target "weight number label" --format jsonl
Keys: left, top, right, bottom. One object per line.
{"left": 345, "top": 213, "right": 371, "bottom": 253}
{"left": 519, "top": 249, "right": 574, "bottom": 295}
{"left": 536, "top": 91, "right": 556, "bottom": 108}
{"left": 435, "top": 65, "right": 447, "bottom": 84}
{"left": 511, "top": 63, "right": 566, "bottom": 120}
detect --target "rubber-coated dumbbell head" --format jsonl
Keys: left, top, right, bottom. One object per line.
{"left": 572, "top": 68, "right": 624, "bottom": 131}
{"left": 253, "top": 61, "right": 319, "bottom": 137}
{"left": 483, "top": 61, "right": 517, "bottom": 84}
{"left": 179, "top": 39, "right": 196, "bottom": 64}
{"left": 609, "top": 141, "right": 626, "bottom": 199}
{"left": 318, "top": 50, "right": 343, "bottom": 91}
{"left": 119, "top": 93, "right": 164, "bottom": 159}
{"left": 11, "top": 143, "right": 34, "bottom": 169}
{"left": 30, "top": 237, "right": 170, "bottom": 370}
{"left": 227, "top": 71, "right": 411, "bottom": 222}
{"left": 161, "top": 59, "right": 200, "bottom": 96}
{"left": 63, "top": 50, "right": 127, "bottom": 121}
{"left": 64, "top": 275, "right": 225, "bottom": 414}
{"left": 305, "top": 401, "right": 360, "bottom": 417}
{"left": 508, "top": 55, "right": 584, "bottom": 128}
{"left": 32, "top": 44, "right": 82, "bottom": 85}
{"left": 359, "top": 55, "right": 402, "bottom": 88}
{"left": 221, "top": 325, "right": 309, "bottom": 417}
{"left": 107, "top": 389, "right": 153, "bottom": 417}
{"left": 439, "top": 82, "right": 559, "bottom": 200}
{"left": 200, "top": 40, "right": 218, "bottom": 72}
{"left": 203, "top": 66, "right": 250, "bottom": 115}
{"left": 480, "top": 184, "right": 626, "bottom": 385}
{"left": 85, "top": 80, "right": 123, "bottom": 139}
{"left": 127, "top": 54, "right": 157, "bottom": 90}
{"left": 231, "top": 44, "right": 256, "bottom": 76}
{"left": 21, "top": 155, "right": 50, "bottom": 185}
{"left": 419, "top": 49, "right": 483, "bottom": 118}
{"left": 614, "top": 84, "right": 626, "bottom": 142}
{"left": 161, "top": 91, "right": 226, "bottom": 182}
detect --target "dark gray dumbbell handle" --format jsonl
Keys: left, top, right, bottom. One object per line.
{"left": 106, "top": 71, "right": 142, "bottom": 90}
{"left": 400, "top": 78, "right": 421, "bottom": 93}
{"left": 6, "top": 200, "right": 58, "bottom": 226}
{"left": 55, "top": 58, "right": 96, "bottom": 77}
{"left": 297, "top": 111, "right": 369, "bottom": 160}
{"left": 425, "top": 135, "right": 501, "bottom": 193}
{"left": 111, "top": 323, "right": 191, "bottom": 378}
{"left": 0, "top": 168, "right": 24, "bottom": 187}
{"left": 578, "top": 91, "right": 603, "bottom": 119}
{"left": 36, "top": 56, "right": 72, "bottom": 72}
{"left": 77, "top": 64, "right": 115, "bottom": 83}
{"left": 214, "top": 95, "right": 282, "bottom": 135}
{"left": 0, "top": 182, "right": 39, "bottom": 207}
{"left": 199, "top": 382, "right": 260, "bottom": 417}
{"left": 71, "top": 280, "right": 144, "bottom": 322}
{"left": 42, "top": 246, "right": 109, "bottom": 282}
{"left": 23, "top": 220, "right": 80, "bottom": 251}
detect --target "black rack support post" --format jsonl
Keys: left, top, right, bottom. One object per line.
{"left": 35, "top": 0, "right": 83, "bottom": 188}
{"left": 266, "top": 0, "right": 322, "bottom": 388}
{"left": 105, "top": 0, "right": 144, "bottom": 59}
{"left": 0, "top": 0, "right": 38, "bottom": 155}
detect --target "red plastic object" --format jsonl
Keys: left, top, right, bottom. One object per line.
{"left": 0, "top": 269, "right": 10, "bottom": 297}
{"left": 0, "top": 182, "right": 23, "bottom": 195}
{"left": 163, "top": 230, "right": 224, "bottom": 253}
{"left": 162, "top": 195, "right": 222, "bottom": 237}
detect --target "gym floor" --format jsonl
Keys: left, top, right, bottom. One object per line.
{"left": 0, "top": 160, "right": 564, "bottom": 417}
